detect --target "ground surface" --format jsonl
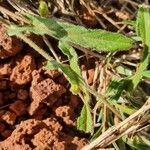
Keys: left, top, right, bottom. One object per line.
{"left": 0, "top": 0, "right": 149, "bottom": 150}
{"left": 0, "top": 23, "right": 89, "bottom": 149}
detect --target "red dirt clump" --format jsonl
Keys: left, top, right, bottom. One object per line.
{"left": 0, "top": 23, "right": 88, "bottom": 149}
{"left": 0, "top": 23, "right": 23, "bottom": 59}
{"left": 1, "top": 111, "right": 16, "bottom": 125}
{"left": 45, "top": 69, "right": 61, "bottom": 79}
{"left": 10, "top": 54, "right": 36, "bottom": 85}
{"left": 0, "top": 63, "right": 12, "bottom": 77}
{"left": 55, "top": 105, "right": 75, "bottom": 126}
{"left": 0, "top": 118, "right": 87, "bottom": 150}
{"left": 54, "top": 95, "right": 80, "bottom": 126}
{"left": 29, "top": 72, "right": 66, "bottom": 115}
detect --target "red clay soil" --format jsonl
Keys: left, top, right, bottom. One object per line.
{"left": 0, "top": 23, "right": 88, "bottom": 149}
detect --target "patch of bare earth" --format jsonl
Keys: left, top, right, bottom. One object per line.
{"left": 0, "top": 22, "right": 88, "bottom": 149}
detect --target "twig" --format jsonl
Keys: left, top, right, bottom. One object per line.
{"left": 72, "top": 43, "right": 105, "bottom": 60}
{"left": 43, "top": 35, "right": 60, "bottom": 62}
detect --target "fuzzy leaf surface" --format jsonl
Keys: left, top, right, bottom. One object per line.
{"left": 8, "top": 14, "right": 134, "bottom": 52}
{"left": 131, "top": 5, "right": 150, "bottom": 89}
{"left": 77, "top": 104, "right": 93, "bottom": 133}
{"left": 136, "top": 5, "right": 150, "bottom": 47}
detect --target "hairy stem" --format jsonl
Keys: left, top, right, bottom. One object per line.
{"left": 17, "top": 33, "right": 122, "bottom": 119}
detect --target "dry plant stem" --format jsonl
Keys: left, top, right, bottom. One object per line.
{"left": 43, "top": 35, "right": 60, "bottom": 62}
{"left": 102, "top": 104, "right": 107, "bottom": 133}
{"left": 86, "top": 86, "right": 122, "bottom": 119}
{"left": 0, "top": 6, "right": 30, "bottom": 24}
{"left": 72, "top": 43, "right": 105, "bottom": 60}
{"left": 93, "top": 101, "right": 102, "bottom": 127}
{"left": 92, "top": 62, "right": 100, "bottom": 90}
{"left": 81, "top": 98, "right": 150, "bottom": 150}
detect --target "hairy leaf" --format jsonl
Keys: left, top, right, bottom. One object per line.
{"left": 77, "top": 104, "right": 93, "bottom": 133}
{"left": 8, "top": 14, "right": 134, "bottom": 52}
{"left": 136, "top": 5, "right": 150, "bottom": 47}
{"left": 61, "top": 22, "right": 134, "bottom": 52}
{"left": 142, "top": 70, "right": 150, "bottom": 78}
{"left": 58, "top": 41, "right": 81, "bottom": 75}
{"left": 131, "top": 5, "right": 150, "bottom": 89}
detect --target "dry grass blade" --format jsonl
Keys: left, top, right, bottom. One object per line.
{"left": 82, "top": 97, "right": 150, "bottom": 150}
{"left": 0, "top": 6, "right": 30, "bottom": 23}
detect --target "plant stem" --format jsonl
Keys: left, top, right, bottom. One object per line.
{"left": 17, "top": 33, "right": 121, "bottom": 119}
{"left": 85, "top": 84, "right": 122, "bottom": 119}
{"left": 43, "top": 35, "right": 61, "bottom": 62}
{"left": 17, "top": 33, "right": 54, "bottom": 61}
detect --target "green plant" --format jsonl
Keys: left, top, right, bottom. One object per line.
{"left": 7, "top": 10, "right": 134, "bottom": 133}
{"left": 2, "top": 3, "right": 150, "bottom": 149}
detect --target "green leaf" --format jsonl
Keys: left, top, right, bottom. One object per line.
{"left": 8, "top": 14, "right": 134, "bottom": 52}
{"left": 123, "top": 20, "right": 136, "bottom": 28}
{"left": 38, "top": 1, "right": 48, "bottom": 17}
{"left": 61, "top": 23, "right": 134, "bottom": 52}
{"left": 106, "top": 79, "right": 132, "bottom": 100}
{"left": 77, "top": 104, "right": 93, "bottom": 133}
{"left": 58, "top": 41, "right": 81, "bottom": 75}
{"left": 116, "top": 104, "right": 136, "bottom": 115}
{"left": 142, "top": 70, "right": 150, "bottom": 78}
{"left": 45, "top": 60, "right": 83, "bottom": 94}
{"left": 132, "top": 135, "right": 150, "bottom": 150}
{"left": 136, "top": 5, "right": 150, "bottom": 47}
{"left": 131, "top": 5, "right": 150, "bottom": 90}
{"left": 131, "top": 42, "right": 149, "bottom": 90}
{"left": 116, "top": 65, "right": 132, "bottom": 76}
{"left": 8, "top": 15, "right": 67, "bottom": 39}
{"left": 123, "top": 135, "right": 150, "bottom": 149}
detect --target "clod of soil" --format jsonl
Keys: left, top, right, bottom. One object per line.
{"left": 1, "top": 111, "right": 16, "bottom": 125}
{"left": 55, "top": 105, "right": 75, "bottom": 126}
{"left": 29, "top": 73, "right": 66, "bottom": 115}
{"left": 0, "top": 23, "right": 22, "bottom": 59}
{"left": 0, "top": 63, "right": 12, "bottom": 77}
{"left": 0, "top": 118, "right": 87, "bottom": 150}
{"left": 45, "top": 69, "right": 61, "bottom": 79}
{"left": 10, "top": 54, "right": 36, "bottom": 85}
